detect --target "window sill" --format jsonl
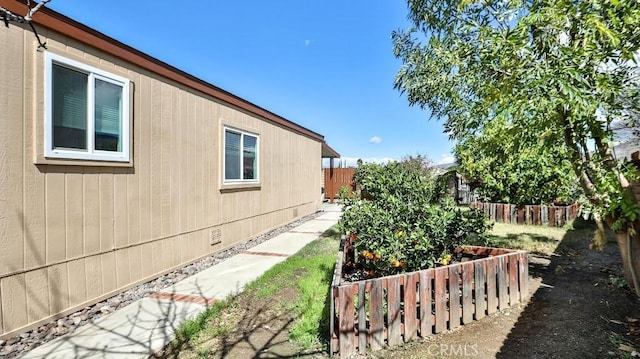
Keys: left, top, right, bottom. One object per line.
{"left": 35, "top": 155, "right": 134, "bottom": 167}
{"left": 220, "top": 182, "right": 261, "bottom": 193}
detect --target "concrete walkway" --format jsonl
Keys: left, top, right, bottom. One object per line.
{"left": 21, "top": 203, "right": 342, "bottom": 359}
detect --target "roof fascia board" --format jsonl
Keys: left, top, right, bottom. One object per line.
{"left": 2, "top": 0, "right": 324, "bottom": 142}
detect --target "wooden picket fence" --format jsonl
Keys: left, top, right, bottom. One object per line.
{"left": 329, "top": 240, "right": 528, "bottom": 357}
{"left": 323, "top": 168, "right": 356, "bottom": 203}
{"left": 470, "top": 201, "right": 579, "bottom": 227}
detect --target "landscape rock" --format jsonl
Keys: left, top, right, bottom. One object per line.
{"left": 0, "top": 210, "right": 323, "bottom": 358}
{"left": 99, "top": 305, "right": 111, "bottom": 314}
{"left": 0, "top": 345, "right": 13, "bottom": 355}
{"left": 5, "top": 338, "right": 17, "bottom": 346}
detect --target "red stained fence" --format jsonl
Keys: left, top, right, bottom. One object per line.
{"left": 323, "top": 168, "right": 356, "bottom": 203}
{"left": 470, "top": 202, "right": 579, "bottom": 227}
{"left": 329, "top": 241, "right": 528, "bottom": 357}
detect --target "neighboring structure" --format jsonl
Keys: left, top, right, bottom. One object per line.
{"left": 449, "top": 172, "right": 478, "bottom": 205}
{"left": 433, "top": 163, "right": 478, "bottom": 205}
{"left": 0, "top": 1, "right": 338, "bottom": 339}
{"left": 613, "top": 141, "right": 640, "bottom": 162}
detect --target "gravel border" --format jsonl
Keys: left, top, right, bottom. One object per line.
{"left": 0, "top": 210, "right": 326, "bottom": 358}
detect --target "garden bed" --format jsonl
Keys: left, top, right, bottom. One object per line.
{"left": 329, "top": 237, "right": 528, "bottom": 357}
{"left": 470, "top": 201, "right": 579, "bottom": 227}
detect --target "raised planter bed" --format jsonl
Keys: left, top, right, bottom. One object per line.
{"left": 329, "top": 237, "right": 528, "bottom": 357}
{"left": 470, "top": 201, "right": 579, "bottom": 227}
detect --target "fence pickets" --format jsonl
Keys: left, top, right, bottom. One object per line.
{"left": 470, "top": 202, "right": 579, "bottom": 227}
{"left": 330, "top": 245, "right": 529, "bottom": 357}
{"left": 323, "top": 168, "right": 355, "bottom": 202}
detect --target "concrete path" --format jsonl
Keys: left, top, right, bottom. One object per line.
{"left": 21, "top": 203, "right": 342, "bottom": 359}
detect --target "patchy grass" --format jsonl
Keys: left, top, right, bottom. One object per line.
{"left": 167, "top": 299, "right": 232, "bottom": 355}
{"left": 243, "top": 226, "right": 341, "bottom": 348}
{"left": 164, "top": 226, "right": 341, "bottom": 358}
{"left": 486, "top": 217, "right": 616, "bottom": 256}
{"left": 486, "top": 221, "right": 568, "bottom": 255}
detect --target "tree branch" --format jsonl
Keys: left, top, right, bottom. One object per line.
{"left": 0, "top": 0, "right": 50, "bottom": 48}
{"left": 560, "top": 106, "right": 600, "bottom": 204}
{"left": 24, "top": 0, "right": 50, "bottom": 21}
{"left": 0, "top": 6, "right": 25, "bottom": 25}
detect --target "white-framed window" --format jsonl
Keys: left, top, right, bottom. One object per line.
{"left": 44, "top": 52, "right": 130, "bottom": 162}
{"left": 224, "top": 127, "right": 259, "bottom": 182}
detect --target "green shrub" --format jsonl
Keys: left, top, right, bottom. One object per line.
{"left": 339, "top": 161, "right": 490, "bottom": 276}
{"left": 353, "top": 161, "right": 439, "bottom": 203}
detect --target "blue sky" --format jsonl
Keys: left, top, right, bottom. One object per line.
{"left": 47, "top": 1, "right": 455, "bottom": 166}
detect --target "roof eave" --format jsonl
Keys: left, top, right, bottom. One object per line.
{"left": 322, "top": 142, "right": 340, "bottom": 158}
{"left": 2, "top": 0, "right": 325, "bottom": 142}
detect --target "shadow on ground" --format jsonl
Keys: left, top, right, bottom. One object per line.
{"left": 21, "top": 284, "right": 214, "bottom": 359}
{"left": 157, "top": 227, "right": 339, "bottom": 359}
{"left": 496, "top": 218, "right": 640, "bottom": 358}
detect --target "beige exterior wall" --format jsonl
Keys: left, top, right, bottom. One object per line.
{"left": 0, "top": 23, "right": 322, "bottom": 338}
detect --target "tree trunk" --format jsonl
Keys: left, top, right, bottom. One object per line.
{"left": 613, "top": 227, "right": 640, "bottom": 296}
{"left": 559, "top": 107, "right": 640, "bottom": 295}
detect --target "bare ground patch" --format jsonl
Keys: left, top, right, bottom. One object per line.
{"left": 160, "top": 266, "right": 329, "bottom": 359}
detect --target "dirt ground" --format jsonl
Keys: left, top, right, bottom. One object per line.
{"left": 162, "top": 284, "right": 326, "bottom": 359}
{"left": 164, "top": 221, "right": 640, "bottom": 359}
{"left": 359, "top": 225, "right": 640, "bottom": 359}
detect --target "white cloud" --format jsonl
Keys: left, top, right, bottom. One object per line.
{"left": 369, "top": 136, "right": 382, "bottom": 144}
{"left": 304, "top": 39, "right": 311, "bottom": 46}
{"left": 436, "top": 154, "right": 455, "bottom": 165}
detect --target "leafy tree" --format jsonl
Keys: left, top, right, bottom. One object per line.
{"left": 454, "top": 118, "right": 580, "bottom": 205}
{"left": 400, "top": 153, "right": 452, "bottom": 200}
{"left": 393, "top": 0, "right": 640, "bottom": 294}
{"left": 400, "top": 153, "right": 434, "bottom": 173}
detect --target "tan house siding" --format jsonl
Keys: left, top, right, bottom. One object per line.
{"left": 0, "top": 14, "right": 323, "bottom": 338}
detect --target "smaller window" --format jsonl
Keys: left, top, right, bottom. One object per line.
{"left": 224, "top": 127, "right": 259, "bottom": 182}
{"left": 44, "top": 52, "right": 130, "bottom": 162}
